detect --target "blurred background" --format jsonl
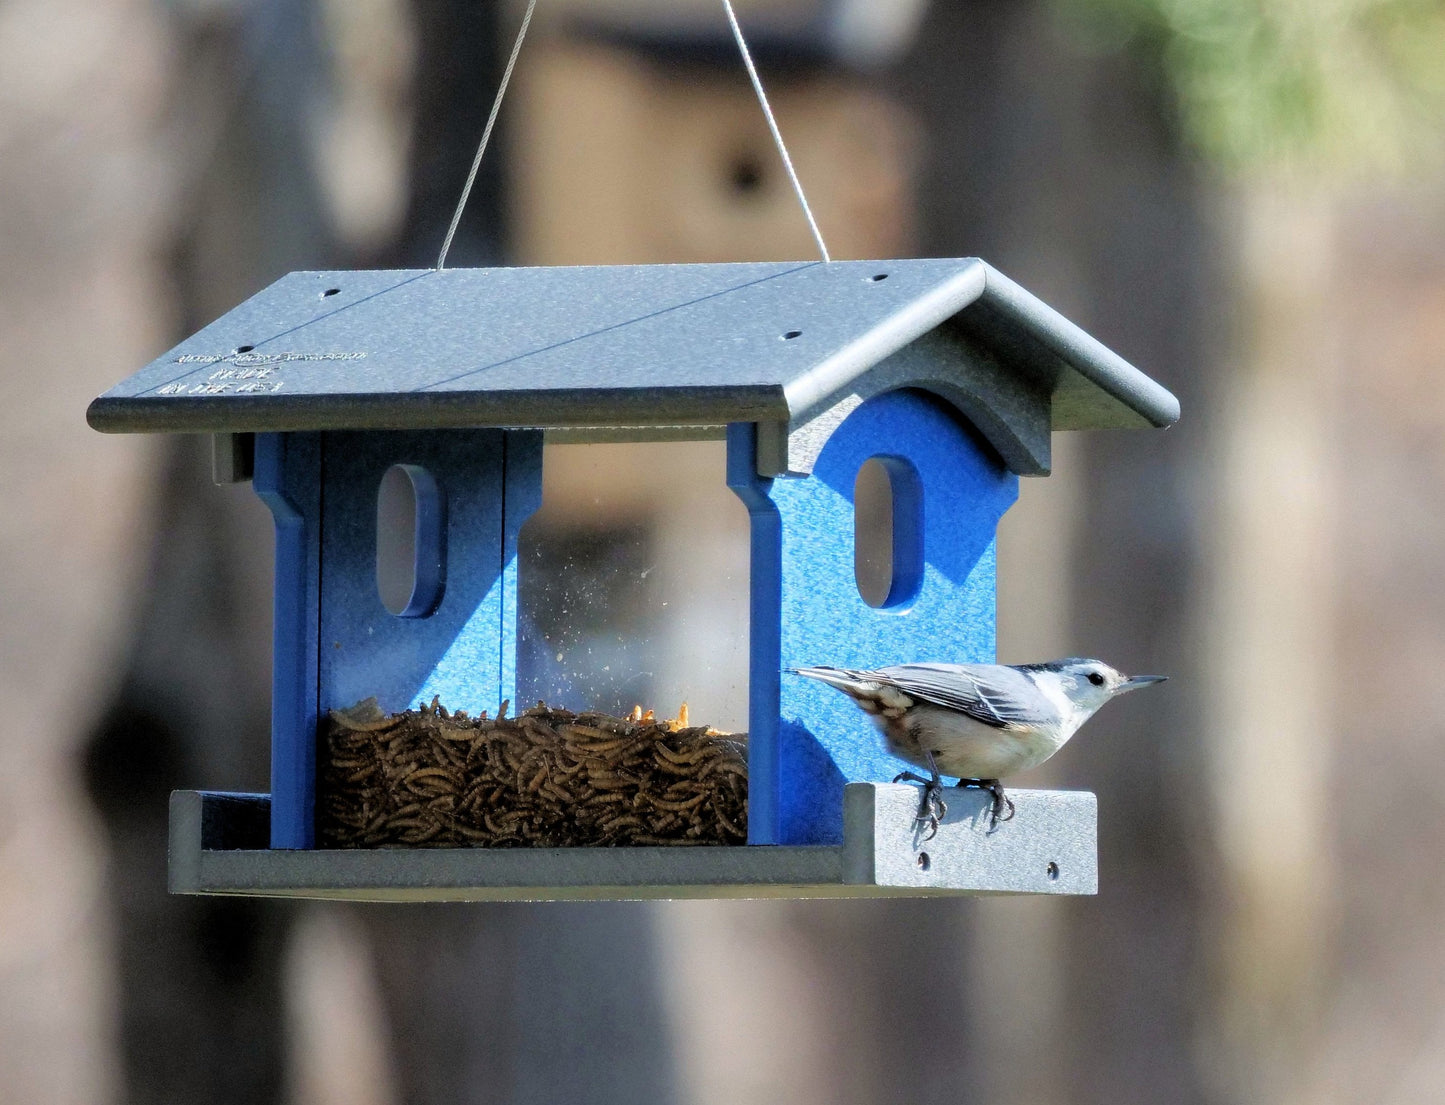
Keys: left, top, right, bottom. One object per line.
{"left": 3, "top": 0, "right": 1444, "bottom": 1101}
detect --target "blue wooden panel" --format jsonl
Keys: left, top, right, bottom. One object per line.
{"left": 253, "top": 432, "right": 322, "bottom": 849}
{"left": 318, "top": 429, "right": 515, "bottom": 718}
{"left": 730, "top": 390, "right": 1019, "bottom": 845}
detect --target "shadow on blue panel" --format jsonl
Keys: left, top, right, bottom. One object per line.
{"left": 778, "top": 718, "right": 849, "bottom": 845}
{"left": 317, "top": 429, "right": 538, "bottom": 717}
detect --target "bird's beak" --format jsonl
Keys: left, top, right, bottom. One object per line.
{"left": 1117, "top": 674, "right": 1167, "bottom": 694}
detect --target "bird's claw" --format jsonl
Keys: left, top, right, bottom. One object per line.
{"left": 954, "top": 778, "right": 1015, "bottom": 833}
{"left": 917, "top": 781, "right": 948, "bottom": 840}
{"left": 984, "top": 781, "right": 1015, "bottom": 833}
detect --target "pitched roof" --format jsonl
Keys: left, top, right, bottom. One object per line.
{"left": 87, "top": 258, "right": 1178, "bottom": 443}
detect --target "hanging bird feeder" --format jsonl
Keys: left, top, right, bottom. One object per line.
{"left": 90, "top": 256, "right": 1176, "bottom": 901}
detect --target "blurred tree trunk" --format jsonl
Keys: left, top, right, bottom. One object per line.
{"left": 0, "top": 1, "right": 173, "bottom": 1100}
{"left": 898, "top": 2, "right": 1219, "bottom": 1102}
{"left": 1196, "top": 185, "right": 1338, "bottom": 1105}
{"left": 83, "top": 1, "right": 337, "bottom": 1102}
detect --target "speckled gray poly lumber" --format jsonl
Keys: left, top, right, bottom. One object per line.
{"left": 90, "top": 259, "right": 1178, "bottom": 438}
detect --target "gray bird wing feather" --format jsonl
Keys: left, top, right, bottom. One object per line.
{"left": 868, "top": 663, "right": 1055, "bottom": 730}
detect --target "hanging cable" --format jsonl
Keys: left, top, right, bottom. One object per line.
{"left": 436, "top": 0, "right": 538, "bottom": 270}
{"left": 721, "top": 0, "right": 831, "bottom": 262}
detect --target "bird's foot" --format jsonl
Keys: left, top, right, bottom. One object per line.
{"left": 895, "top": 772, "right": 948, "bottom": 839}
{"left": 954, "top": 778, "right": 1015, "bottom": 832}
{"left": 919, "top": 781, "right": 948, "bottom": 841}
{"left": 982, "top": 780, "right": 1015, "bottom": 832}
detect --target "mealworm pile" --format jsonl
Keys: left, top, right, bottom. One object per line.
{"left": 317, "top": 697, "right": 747, "bottom": 848}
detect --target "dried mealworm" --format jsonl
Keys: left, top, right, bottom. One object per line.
{"left": 566, "top": 735, "right": 634, "bottom": 756}
{"left": 601, "top": 814, "right": 645, "bottom": 833}
{"left": 582, "top": 792, "right": 627, "bottom": 808}
{"left": 654, "top": 743, "right": 713, "bottom": 767}
{"left": 560, "top": 723, "right": 612, "bottom": 741}
{"left": 405, "top": 767, "right": 457, "bottom": 788}
{"left": 644, "top": 792, "right": 708, "bottom": 813}
{"left": 714, "top": 807, "right": 745, "bottom": 840}
{"left": 542, "top": 782, "right": 574, "bottom": 805}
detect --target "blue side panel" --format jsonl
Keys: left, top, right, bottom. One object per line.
{"left": 500, "top": 431, "right": 544, "bottom": 708}
{"left": 318, "top": 429, "right": 509, "bottom": 718}
{"left": 253, "top": 432, "right": 322, "bottom": 849}
{"left": 730, "top": 391, "right": 1018, "bottom": 845}
{"left": 726, "top": 423, "right": 782, "bottom": 846}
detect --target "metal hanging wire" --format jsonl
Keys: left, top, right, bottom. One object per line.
{"left": 437, "top": 0, "right": 832, "bottom": 268}
{"left": 720, "top": 0, "right": 831, "bottom": 262}
{"left": 436, "top": 0, "right": 538, "bottom": 270}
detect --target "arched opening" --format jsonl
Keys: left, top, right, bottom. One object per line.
{"left": 376, "top": 463, "right": 445, "bottom": 617}
{"left": 854, "top": 455, "right": 924, "bottom": 609}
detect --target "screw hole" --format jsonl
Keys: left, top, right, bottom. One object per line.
{"left": 321, "top": 287, "right": 341, "bottom": 298}
{"left": 234, "top": 345, "right": 254, "bottom": 354}
{"left": 1046, "top": 861, "right": 1059, "bottom": 880}
{"left": 916, "top": 852, "right": 931, "bottom": 871}
{"left": 870, "top": 273, "right": 889, "bottom": 282}
{"left": 782, "top": 330, "right": 802, "bottom": 341}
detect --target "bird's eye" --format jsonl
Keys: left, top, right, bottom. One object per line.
{"left": 1088, "top": 672, "right": 1106, "bottom": 686}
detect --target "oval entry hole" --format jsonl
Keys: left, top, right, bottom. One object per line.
{"left": 854, "top": 456, "right": 924, "bottom": 609}
{"left": 377, "top": 464, "right": 446, "bottom": 617}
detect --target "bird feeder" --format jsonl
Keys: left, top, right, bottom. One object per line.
{"left": 89, "top": 258, "right": 1177, "bottom": 901}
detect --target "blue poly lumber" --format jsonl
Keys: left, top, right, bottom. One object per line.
{"left": 318, "top": 429, "right": 541, "bottom": 720}
{"left": 253, "top": 433, "right": 322, "bottom": 849}
{"left": 730, "top": 390, "right": 1018, "bottom": 845}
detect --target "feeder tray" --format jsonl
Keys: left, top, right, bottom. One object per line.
{"left": 171, "top": 784, "right": 1098, "bottom": 901}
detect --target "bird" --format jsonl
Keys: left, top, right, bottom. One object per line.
{"left": 790, "top": 659, "right": 1166, "bottom": 836}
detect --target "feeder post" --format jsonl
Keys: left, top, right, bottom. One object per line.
{"left": 253, "top": 432, "right": 323, "bottom": 849}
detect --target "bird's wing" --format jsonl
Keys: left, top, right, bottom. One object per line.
{"left": 870, "top": 663, "right": 1054, "bottom": 730}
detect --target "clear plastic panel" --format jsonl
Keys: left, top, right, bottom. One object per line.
{"left": 516, "top": 440, "right": 750, "bottom": 733}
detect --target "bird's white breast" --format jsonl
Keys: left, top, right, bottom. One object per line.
{"left": 893, "top": 706, "right": 1070, "bottom": 780}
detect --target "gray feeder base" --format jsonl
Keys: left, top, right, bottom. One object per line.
{"left": 169, "top": 784, "right": 1097, "bottom": 902}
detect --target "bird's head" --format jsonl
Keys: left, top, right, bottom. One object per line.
{"left": 1034, "top": 658, "right": 1167, "bottom": 719}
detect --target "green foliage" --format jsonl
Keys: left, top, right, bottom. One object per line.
{"left": 1056, "top": 0, "right": 1445, "bottom": 173}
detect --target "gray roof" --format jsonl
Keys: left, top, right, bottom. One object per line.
{"left": 87, "top": 258, "right": 1178, "bottom": 456}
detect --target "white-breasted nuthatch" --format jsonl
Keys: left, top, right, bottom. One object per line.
{"left": 791, "top": 659, "right": 1166, "bottom": 835}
